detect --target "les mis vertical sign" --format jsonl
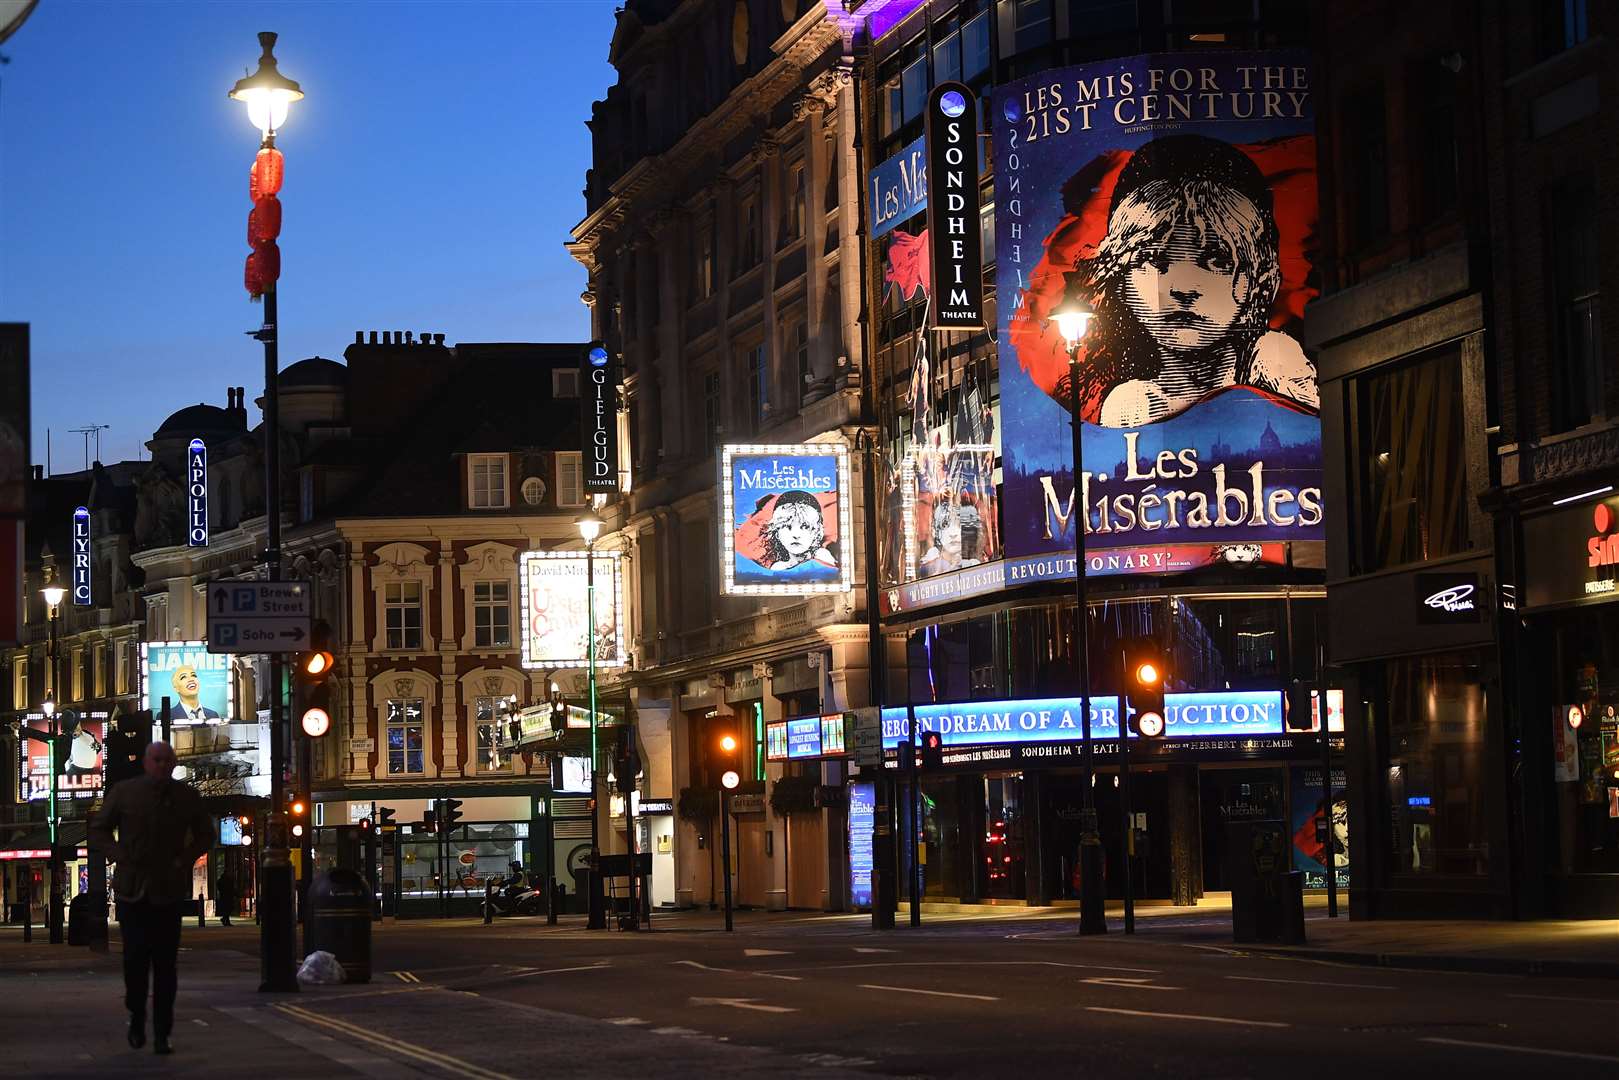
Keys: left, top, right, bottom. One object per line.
{"left": 581, "top": 343, "right": 619, "bottom": 494}
{"left": 924, "top": 82, "right": 985, "bottom": 330}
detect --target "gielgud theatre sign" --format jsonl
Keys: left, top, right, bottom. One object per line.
{"left": 996, "top": 51, "right": 1324, "bottom": 584}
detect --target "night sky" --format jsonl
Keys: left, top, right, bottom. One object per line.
{"left": 0, "top": 1, "right": 616, "bottom": 470}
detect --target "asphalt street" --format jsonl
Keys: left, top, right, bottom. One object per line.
{"left": 113, "top": 910, "right": 1619, "bottom": 1079}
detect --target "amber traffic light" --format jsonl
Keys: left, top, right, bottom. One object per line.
{"left": 719, "top": 733, "right": 738, "bottom": 754}
{"left": 1124, "top": 639, "right": 1167, "bottom": 738}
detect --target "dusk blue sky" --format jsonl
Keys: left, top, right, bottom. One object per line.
{"left": 1, "top": 1, "right": 617, "bottom": 470}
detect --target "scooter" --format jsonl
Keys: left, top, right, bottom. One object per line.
{"left": 485, "top": 874, "right": 546, "bottom": 917}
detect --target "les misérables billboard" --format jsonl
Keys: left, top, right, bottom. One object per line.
{"left": 996, "top": 51, "right": 1323, "bottom": 582}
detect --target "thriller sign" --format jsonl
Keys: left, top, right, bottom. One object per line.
{"left": 924, "top": 81, "right": 984, "bottom": 329}
{"left": 581, "top": 343, "right": 620, "bottom": 494}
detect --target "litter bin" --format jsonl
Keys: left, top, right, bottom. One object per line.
{"left": 307, "top": 868, "right": 373, "bottom": 983}
{"left": 1226, "top": 819, "right": 1306, "bottom": 945}
{"left": 67, "top": 892, "right": 92, "bottom": 945}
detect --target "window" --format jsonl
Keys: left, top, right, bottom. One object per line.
{"left": 1357, "top": 348, "right": 1469, "bottom": 571}
{"left": 475, "top": 695, "right": 511, "bottom": 773}
{"left": 793, "top": 323, "right": 812, "bottom": 394}
{"left": 386, "top": 697, "right": 425, "bottom": 775}
{"left": 1413, "top": 63, "right": 1458, "bottom": 225}
{"left": 932, "top": 31, "right": 961, "bottom": 87}
{"left": 880, "top": 74, "right": 904, "bottom": 138}
{"left": 737, "top": 194, "right": 762, "bottom": 271}
{"left": 555, "top": 451, "right": 585, "bottom": 507}
{"left": 901, "top": 57, "right": 928, "bottom": 125}
{"left": 1548, "top": 179, "right": 1602, "bottom": 433}
{"left": 1345, "top": 85, "right": 1389, "bottom": 250}
{"left": 1538, "top": 0, "right": 1589, "bottom": 57}
{"left": 473, "top": 581, "right": 512, "bottom": 649}
{"left": 552, "top": 369, "right": 580, "bottom": 398}
{"left": 299, "top": 470, "right": 315, "bottom": 522}
{"left": 93, "top": 641, "right": 106, "bottom": 698}
{"left": 784, "top": 164, "right": 806, "bottom": 242}
{"left": 1376, "top": 653, "right": 1488, "bottom": 875}
{"left": 997, "top": 0, "right": 1053, "bottom": 58}
{"left": 696, "top": 220, "right": 715, "bottom": 297}
{"left": 703, "top": 371, "right": 722, "bottom": 454}
{"left": 469, "top": 454, "right": 509, "bottom": 510}
{"left": 70, "top": 646, "right": 84, "bottom": 702}
{"left": 746, "top": 346, "right": 768, "bottom": 431}
{"left": 12, "top": 660, "right": 26, "bottom": 713}
{"left": 114, "top": 640, "right": 129, "bottom": 695}
{"left": 962, "top": 11, "right": 990, "bottom": 82}
{"left": 384, "top": 581, "right": 424, "bottom": 651}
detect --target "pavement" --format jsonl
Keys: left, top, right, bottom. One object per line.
{"left": 3, "top": 906, "right": 1616, "bottom": 1078}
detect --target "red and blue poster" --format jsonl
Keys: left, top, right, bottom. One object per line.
{"left": 995, "top": 52, "right": 1323, "bottom": 582}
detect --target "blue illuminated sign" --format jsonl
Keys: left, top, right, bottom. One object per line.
{"left": 187, "top": 439, "right": 208, "bottom": 547}
{"left": 881, "top": 691, "right": 1285, "bottom": 749}
{"left": 848, "top": 781, "right": 875, "bottom": 909}
{"left": 867, "top": 135, "right": 926, "bottom": 239}
{"left": 786, "top": 717, "right": 822, "bottom": 759}
{"left": 71, "top": 506, "right": 91, "bottom": 606}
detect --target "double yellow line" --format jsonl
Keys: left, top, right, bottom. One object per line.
{"left": 276, "top": 1002, "right": 513, "bottom": 1080}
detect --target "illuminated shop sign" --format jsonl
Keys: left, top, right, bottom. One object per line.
{"left": 72, "top": 506, "right": 91, "bottom": 605}
{"left": 868, "top": 135, "right": 926, "bottom": 239}
{"left": 924, "top": 82, "right": 984, "bottom": 329}
{"left": 581, "top": 343, "right": 620, "bottom": 494}
{"left": 1415, "top": 572, "right": 1482, "bottom": 624}
{"left": 1520, "top": 494, "right": 1619, "bottom": 609}
{"left": 765, "top": 714, "right": 850, "bottom": 762}
{"left": 995, "top": 51, "right": 1323, "bottom": 582}
{"left": 720, "top": 443, "right": 854, "bottom": 596}
{"left": 141, "top": 642, "right": 234, "bottom": 725}
{"left": 187, "top": 439, "right": 208, "bottom": 547}
{"left": 881, "top": 690, "right": 1285, "bottom": 750}
{"left": 847, "top": 780, "right": 875, "bottom": 909}
{"left": 18, "top": 711, "right": 105, "bottom": 801}
{"left": 518, "top": 550, "right": 625, "bottom": 669}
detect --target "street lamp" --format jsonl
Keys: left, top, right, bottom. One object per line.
{"left": 577, "top": 512, "right": 606, "bottom": 929}
{"left": 230, "top": 30, "right": 301, "bottom": 992}
{"left": 40, "top": 583, "right": 65, "bottom": 943}
{"left": 1053, "top": 299, "right": 1106, "bottom": 937}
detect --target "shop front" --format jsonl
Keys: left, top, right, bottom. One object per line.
{"left": 1513, "top": 490, "right": 1619, "bottom": 919}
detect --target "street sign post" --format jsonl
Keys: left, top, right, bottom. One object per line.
{"left": 850, "top": 707, "right": 881, "bottom": 767}
{"left": 206, "top": 582, "right": 312, "bottom": 653}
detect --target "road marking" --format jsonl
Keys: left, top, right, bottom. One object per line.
{"left": 191, "top": 1018, "right": 209, "bottom": 1026}
{"left": 513, "top": 963, "right": 610, "bottom": 978}
{"left": 652, "top": 1026, "right": 706, "bottom": 1036}
{"left": 860, "top": 984, "right": 999, "bottom": 1001}
{"left": 391, "top": 970, "right": 420, "bottom": 983}
{"left": 1086, "top": 1007, "right": 1287, "bottom": 1029}
{"left": 799, "top": 1053, "right": 876, "bottom": 1068}
{"left": 276, "top": 1003, "right": 514, "bottom": 1080}
{"left": 604, "top": 1017, "right": 647, "bottom": 1026}
{"left": 674, "top": 960, "right": 734, "bottom": 972}
{"left": 743, "top": 948, "right": 790, "bottom": 957}
{"left": 1507, "top": 992, "right": 1619, "bottom": 1005}
{"left": 1420, "top": 1037, "right": 1619, "bottom": 1064}
{"left": 852, "top": 947, "right": 896, "bottom": 954}
{"left": 771, "top": 960, "right": 1158, "bottom": 975}
{"left": 754, "top": 971, "right": 804, "bottom": 981}
{"left": 219, "top": 1006, "right": 434, "bottom": 1080}
{"left": 1083, "top": 977, "right": 1179, "bottom": 991}
{"left": 1227, "top": 975, "right": 1395, "bottom": 991}
{"left": 689, "top": 996, "right": 799, "bottom": 1014}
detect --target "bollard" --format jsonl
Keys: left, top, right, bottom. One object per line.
{"left": 484, "top": 879, "right": 494, "bottom": 924}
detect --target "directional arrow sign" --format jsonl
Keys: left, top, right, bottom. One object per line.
{"left": 206, "top": 582, "right": 312, "bottom": 654}
{"left": 688, "top": 997, "right": 798, "bottom": 1014}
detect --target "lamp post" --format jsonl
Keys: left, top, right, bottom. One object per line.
{"left": 1054, "top": 302, "right": 1107, "bottom": 937}
{"left": 577, "top": 512, "right": 606, "bottom": 930}
{"left": 229, "top": 30, "right": 303, "bottom": 992}
{"left": 41, "top": 583, "right": 65, "bottom": 944}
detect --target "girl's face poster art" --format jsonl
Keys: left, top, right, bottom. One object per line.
{"left": 996, "top": 52, "right": 1326, "bottom": 581}
{"left": 722, "top": 445, "right": 853, "bottom": 595}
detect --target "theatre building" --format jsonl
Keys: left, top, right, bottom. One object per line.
{"left": 858, "top": 2, "right": 1341, "bottom": 908}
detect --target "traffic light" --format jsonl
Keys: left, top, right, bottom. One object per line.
{"left": 421, "top": 808, "right": 437, "bottom": 833}
{"left": 358, "top": 816, "right": 373, "bottom": 835}
{"left": 920, "top": 730, "right": 944, "bottom": 770}
{"left": 549, "top": 682, "right": 567, "bottom": 732}
{"left": 294, "top": 619, "right": 335, "bottom": 738}
{"left": 613, "top": 731, "right": 641, "bottom": 790}
{"left": 104, "top": 709, "right": 152, "bottom": 788}
{"left": 376, "top": 805, "right": 396, "bottom": 828}
{"left": 441, "top": 797, "right": 464, "bottom": 832}
{"left": 289, "top": 796, "right": 308, "bottom": 839}
{"left": 1286, "top": 679, "right": 1314, "bottom": 731}
{"left": 1124, "top": 640, "right": 1167, "bottom": 738}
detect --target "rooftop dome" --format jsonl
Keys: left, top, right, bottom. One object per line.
{"left": 155, "top": 403, "right": 242, "bottom": 439}
{"left": 279, "top": 356, "right": 348, "bottom": 388}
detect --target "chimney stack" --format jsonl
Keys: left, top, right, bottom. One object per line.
{"left": 404, "top": 331, "right": 414, "bottom": 344}
{"left": 355, "top": 331, "right": 364, "bottom": 344}
{"left": 369, "top": 330, "right": 379, "bottom": 344}
{"left": 433, "top": 333, "right": 446, "bottom": 346}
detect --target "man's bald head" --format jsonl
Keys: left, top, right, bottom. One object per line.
{"left": 144, "top": 741, "right": 177, "bottom": 780}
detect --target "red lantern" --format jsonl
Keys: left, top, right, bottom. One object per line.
{"left": 248, "top": 195, "right": 282, "bottom": 247}
{"left": 245, "top": 251, "right": 265, "bottom": 298}
{"left": 250, "top": 147, "right": 285, "bottom": 200}
{"left": 245, "top": 242, "right": 281, "bottom": 298}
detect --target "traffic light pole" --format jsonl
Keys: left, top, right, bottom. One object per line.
{"left": 905, "top": 703, "right": 920, "bottom": 928}
{"left": 1068, "top": 352, "right": 1106, "bottom": 936}
{"left": 298, "top": 725, "right": 313, "bottom": 942}
{"left": 719, "top": 787, "right": 733, "bottom": 932}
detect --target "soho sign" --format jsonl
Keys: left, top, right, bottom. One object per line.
{"left": 924, "top": 81, "right": 985, "bottom": 330}
{"left": 187, "top": 439, "right": 208, "bottom": 547}
{"left": 581, "top": 343, "right": 619, "bottom": 494}
{"left": 72, "top": 506, "right": 92, "bottom": 606}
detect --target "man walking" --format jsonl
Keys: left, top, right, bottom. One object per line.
{"left": 89, "top": 741, "right": 213, "bottom": 1055}
{"left": 216, "top": 866, "right": 237, "bottom": 927}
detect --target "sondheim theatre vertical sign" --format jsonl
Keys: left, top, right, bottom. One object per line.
{"left": 924, "top": 82, "right": 985, "bottom": 330}
{"left": 582, "top": 343, "right": 620, "bottom": 494}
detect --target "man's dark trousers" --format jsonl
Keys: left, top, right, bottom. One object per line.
{"left": 119, "top": 901, "right": 182, "bottom": 1037}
